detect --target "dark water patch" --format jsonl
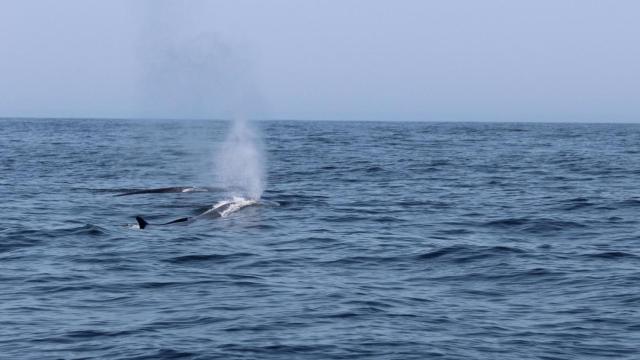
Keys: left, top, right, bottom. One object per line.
{"left": 306, "top": 135, "right": 335, "bottom": 144}
{"left": 129, "top": 348, "right": 197, "bottom": 360}
{"left": 143, "top": 316, "right": 230, "bottom": 331}
{"left": 4, "top": 224, "right": 109, "bottom": 241}
{"left": 436, "top": 228, "right": 474, "bottom": 235}
{"left": 223, "top": 321, "right": 310, "bottom": 333}
{"left": 82, "top": 295, "right": 132, "bottom": 304}
{"left": 416, "top": 245, "right": 526, "bottom": 262}
{"left": 394, "top": 199, "right": 450, "bottom": 208}
{"left": 594, "top": 205, "right": 617, "bottom": 211}
{"left": 165, "top": 252, "right": 255, "bottom": 265}
{"left": 407, "top": 165, "right": 443, "bottom": 173}
{"left": 135, "top": 280, "right": 222, "bottom": 289}
{"left": 364, "top": 165, "right": 385, "bottom": 173}
{"left": 226, "top": 274, "right": 265, "bottom": 281}
{"left": 223, "top": 279, "right": 270, "bottom": 288}
{"left": 245, "top": 223, "right": 278, "bottom": 230}
{"left": 373, "top": 215, "right": 406, "bottom": 223}
{"left": 315, "top": 311, "right": 361, "bottom": 319}
{"left": 319, "top": 254, "right": 407, "bottom": 266}
{"left": 522, "top": 220, "right": 587, "bottom": 233}
{"left": 24, "top": 274, "right": 90, "bottom": 284}
{"left": 461, "top": 288, "right": 505, "bottom": 297}
{"left": 318, "top": 215, "right": 371, "bottom": 223}
{"left": 217, "top": 343, "right": 337, "bottom": 357}
{"left": 427, "top": 267, "right": 564, "bottom": 284}
{"left": 62, "top": 329, "right": 127, "bottom": 340}
{"left": 333, "top": 207, "right": 389, "bottom": 215}
{"left": 288, "top": 169, "right": 326, "bottom": 177}
{"left": 556, "top": 197, "right": 596, "bottom": 210}
{"left": 72, "top": 256, "right": 138, "bottom": 266}
{"left": 626, "top": 324, "right": 640, "bottom": 331}
{"left": 30, "top": 331, "right": 109, "bottom": 345}
{"left": 616, "top": 198, "right": 640, "bottom": 208}
{"left": 0, "top": 235, "right": 42, "bottom": 253}
{"left": 60, "top": 224, "right": 107, "bottom": 236}
{"left": 583, "top": 251, "right": 638, "bottom": 259}
{"left": 484, "top": 218, "right": 530, "bottom": 227}
{"left": 29, "top": 284, "right": 99, "bottom": 294}
{"left": 236, "top": 258, "right": 305, "bottom": 270}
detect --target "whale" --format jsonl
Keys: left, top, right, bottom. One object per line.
{"left": 135, "top": 216, "right": 189, "bottom": 229}
{"left": 134, "top": 197, "right": 257, "bottom": 229}
{"left": 116, "top": 186, "right": 213, "bottom": 197}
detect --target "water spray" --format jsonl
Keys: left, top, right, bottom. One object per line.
{"left": 215, "top": 116, "right": 265, "bottom": 201}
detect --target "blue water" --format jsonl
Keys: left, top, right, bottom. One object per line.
{"left": 1, "top": 119, "right": 640, "bottom": 359}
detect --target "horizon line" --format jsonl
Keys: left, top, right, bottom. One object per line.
{"left": 1, "top": 116, "right": 639, "bottom": 125}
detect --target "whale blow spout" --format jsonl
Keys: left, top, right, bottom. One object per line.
{"left": 216, "top": 117, "right": 265, "bottom": 201}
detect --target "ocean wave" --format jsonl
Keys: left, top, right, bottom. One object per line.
{"left": 616, "top": 198, "right": 640, "bottom": 208}
{"left": 164, "top": 252, "right": 255, "bottom": 264}
{"left": 5, "top": 120, "right": 640, "bottom": 359}
{"left": 319, "top": 254, "right": 407, "bottom": 266}
{"left": 416, "top": 244, "right": 526, "bottom": 263}
{"left": 483, "top": 218, "right": 586, "bottom": 232}
{"left": 556, "top": 197, "right": 596, "bottom": 210}
{"left": 0, "top": 234, "right": 41, "bottom": 253}
{"left": 583, "top": 251, "right": 639, "bottom": 259}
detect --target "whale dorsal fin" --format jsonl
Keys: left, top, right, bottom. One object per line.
{"left": 136, "top": 216, "right": 149, "bottom": 229}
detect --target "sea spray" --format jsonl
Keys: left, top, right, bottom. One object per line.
{"left": 215, "top": 117, "right": 265, "bottom": 200}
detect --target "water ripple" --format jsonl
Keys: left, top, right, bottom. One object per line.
{"left": 2, "top": 120, "right": 640, "bottom": 359}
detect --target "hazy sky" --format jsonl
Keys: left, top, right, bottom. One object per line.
{"left": 1, "top": 0, "right": 638, "bottom": 122}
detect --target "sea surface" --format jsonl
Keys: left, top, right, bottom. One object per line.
{"left": 1, "top": 119, "right": 640, "bottom": 359}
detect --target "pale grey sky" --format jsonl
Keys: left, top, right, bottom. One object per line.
{"left": 0, "top": 0, "right": 638, "bottom": 122}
